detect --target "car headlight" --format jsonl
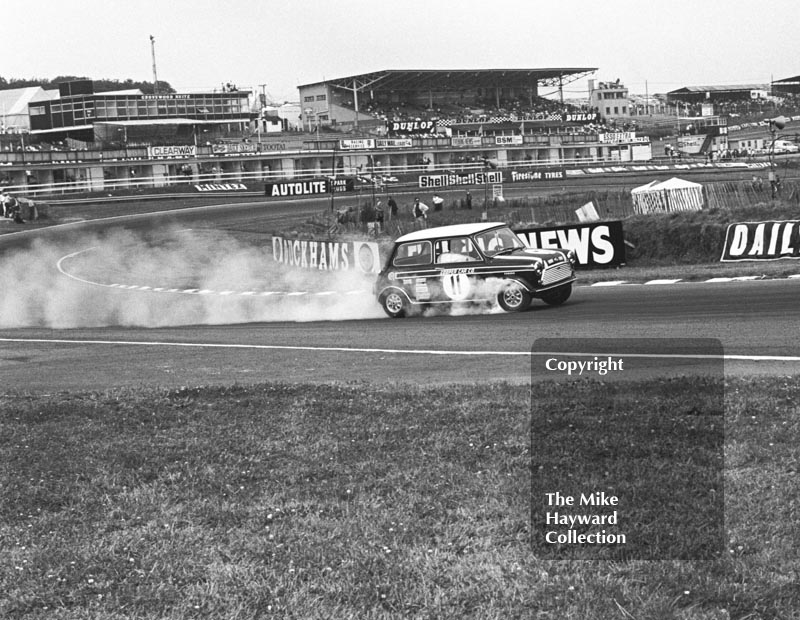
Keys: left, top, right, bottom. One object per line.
{"left": 566, "top": 249, "right": 577, "bottom": 266}
{"left": 532, "top": 259, "right": 544, "bottom": 274}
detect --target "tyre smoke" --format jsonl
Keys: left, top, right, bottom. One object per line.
{"left": 0, "top": 227, "right": 383, "bottom": 328}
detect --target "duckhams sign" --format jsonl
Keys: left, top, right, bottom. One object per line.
{"left": 515, "top": 221, "right": 626, "bottom": 267}
{"left": 272, "top": 237, "right": 381, "bottom": 273}
{"left": 721, "top": 220, "right": 800, "bottom": 261}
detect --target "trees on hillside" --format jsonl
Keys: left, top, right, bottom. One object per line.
{"left": 0, "top": 75, "right": 174, "bottom": 94}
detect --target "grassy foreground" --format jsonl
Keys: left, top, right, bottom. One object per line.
{"left": 1, "top": 379, "right": 798, "bottom": 619}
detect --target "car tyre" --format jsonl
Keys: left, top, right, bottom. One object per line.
{"left": 498, "top": 281, "right": 532, "bottom": 312}
{"left": 380, "top": 290, "right": 408, "bottom": 318}
{"left": 540, "top": 283, "right": 572, "bottom": 306}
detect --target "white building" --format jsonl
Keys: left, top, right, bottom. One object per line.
{"left": 588, "top": 79, "right": 630, "bottom": 120}
{"left": 265, "top": 102, "right": 302, "bottom": 131}
{"left": 0, "top": 86, "right": 53, "bottom": 133}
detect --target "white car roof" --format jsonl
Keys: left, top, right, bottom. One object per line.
{"left": 396, "top": 222, "right": 507, "bottom": 243}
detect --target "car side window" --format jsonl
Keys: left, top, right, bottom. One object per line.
{"left": 435, "top": 237, "right": 481, "bottom": 264}
{"left": 393, "top": 241, "right": 432, "bottom": 267}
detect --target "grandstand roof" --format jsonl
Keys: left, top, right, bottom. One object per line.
{"left": 668, "top": 84, "right": 768, "bottom": 94}
{"left": 299, "top": 68, "right": 597, "bottom": 91}
{"left": 773, "top": 75, "right": 800, "bottom": 84}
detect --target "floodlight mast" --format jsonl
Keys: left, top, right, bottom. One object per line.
{"left": 150, "top": 35, "right": 159, "bottom": 96}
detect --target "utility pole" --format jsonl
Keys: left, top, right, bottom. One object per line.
{"left": 150, "top": 35, "right": 159, "bottom": 95}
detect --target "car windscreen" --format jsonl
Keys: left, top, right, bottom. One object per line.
{"left": 474, "top": 227, "right": 525, "bottom": 257}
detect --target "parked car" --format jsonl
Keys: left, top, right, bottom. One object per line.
{"left": 772, "top": 140, "right": 800, "bottom": 154}
{"left": 374, "top": 222, "right": 577, "bottom": 317}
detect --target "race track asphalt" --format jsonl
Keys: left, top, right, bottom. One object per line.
{"left": 1, "top": 278, "right": 798, "bottom": 392}
{"left": 1, "top": 193, "right": 799, "bottom": 393}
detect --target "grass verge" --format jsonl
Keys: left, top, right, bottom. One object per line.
{"left": 1, "top": 379, "right": 798, "bottom": 619}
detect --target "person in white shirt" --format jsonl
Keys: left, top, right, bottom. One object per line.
{"left": 413, "top": 197, "right": 429, "bottom": 229}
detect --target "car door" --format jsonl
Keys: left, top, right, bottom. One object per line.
{"left": 432, "top": 237, "right": 482, "bottom": 302}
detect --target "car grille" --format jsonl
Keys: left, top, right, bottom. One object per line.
{"left": 541, "top": 262, "right": 572, "bottom": 286}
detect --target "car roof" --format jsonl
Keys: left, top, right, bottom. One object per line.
{"left": 396, "top": 222, "right": 508, "bottom": 243}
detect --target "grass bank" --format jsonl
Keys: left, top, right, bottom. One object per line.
{"left": 1, "top": 379, "right": 798, "bottom": 619}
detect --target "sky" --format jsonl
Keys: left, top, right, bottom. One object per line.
{"left": 3, "top": 0, "right": 798, "bottom": 103}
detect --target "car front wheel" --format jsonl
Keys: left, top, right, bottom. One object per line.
{"left": 380, "top": 290, "right": 408, "bottom": 318}
{"left": 540, "top": 283, "right": 572, "bottom": 306}
{"left": 498, "top": 282, "right": 531, "bottom": 312}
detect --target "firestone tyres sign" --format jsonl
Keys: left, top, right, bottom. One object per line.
{"left": 721, "top": 220, "right": 800, "bottom": 261}
{"left": 515, "top": 221, "right": 626, "bottom": 267}
{"left": 510, "top": 169, "right": 565, "bottom": 182}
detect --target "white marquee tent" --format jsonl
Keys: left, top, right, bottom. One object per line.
{"left": 630, "top": 177, "right": 704, "bottom": 214}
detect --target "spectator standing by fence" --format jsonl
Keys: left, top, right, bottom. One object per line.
{"left": 387, "top": 196, "right": 398, "bottom": 220}
{"left": 432, "top": 193, "right": 444, "bottom": 211}
{"left": 413, "top": 198, "right": 429, "bottom": 229}
{"left": 361, "top": 202, "right": 376, "bottom": 234}
{"left": 374, "top": 201, "right": 384, "bottom": 235}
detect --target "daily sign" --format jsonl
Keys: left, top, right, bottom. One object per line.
{"left": 721, "top": 220, "right": 800, "bottom": 261}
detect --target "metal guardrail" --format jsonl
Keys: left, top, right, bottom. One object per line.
{"left": 0, "top": 156, "right": 660, "bottom": 199}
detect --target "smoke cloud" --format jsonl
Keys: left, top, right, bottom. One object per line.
{"left": 0, "top": 227, "right": 384, "bottom": 328}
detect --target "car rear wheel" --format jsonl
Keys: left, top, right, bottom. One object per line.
{"left": 380, "top": 290, "right": 408, "bottom": 318}
{"left": 498, "top": 282, "right": 531, "bottom": 312}
{"left": 540, "top": 283, "right": 572, "bottom": 306}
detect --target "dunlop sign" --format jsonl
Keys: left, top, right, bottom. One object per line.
{"left": 515, "top": 221, "right": 626, "bottom": 268}
{"left": 721, "top": 220, "right": 800, "bottom": 261}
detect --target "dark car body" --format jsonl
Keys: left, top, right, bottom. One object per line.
{"left": 374, "top": 222, "right": 576, "bottom": 317}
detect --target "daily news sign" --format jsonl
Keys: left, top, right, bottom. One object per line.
{"left": 721, "top": 220, "right": 800, "bottom": 262}
{"left": 515, "top": 221, "right": 626, "bottom": 268}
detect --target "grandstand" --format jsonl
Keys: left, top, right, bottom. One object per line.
{"left": 297, "top": 68, "right": 597, "bottom": 133}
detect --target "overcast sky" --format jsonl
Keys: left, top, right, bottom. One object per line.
{"left": 4, "top": 0, "right": 798, "bottom": 102}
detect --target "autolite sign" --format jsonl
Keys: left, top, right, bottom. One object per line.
{"left": 721, "top": 220, "right": 800, "bottom": 261}
{"left": 515, "top": 221, "right": 626, "bottom": 267}
{"left": 265, "top": 179, "right": 330, "bottom": 197}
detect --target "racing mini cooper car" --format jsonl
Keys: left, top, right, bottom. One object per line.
{"left": 374, "top": 222, "right": 577, "bottom": 318}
